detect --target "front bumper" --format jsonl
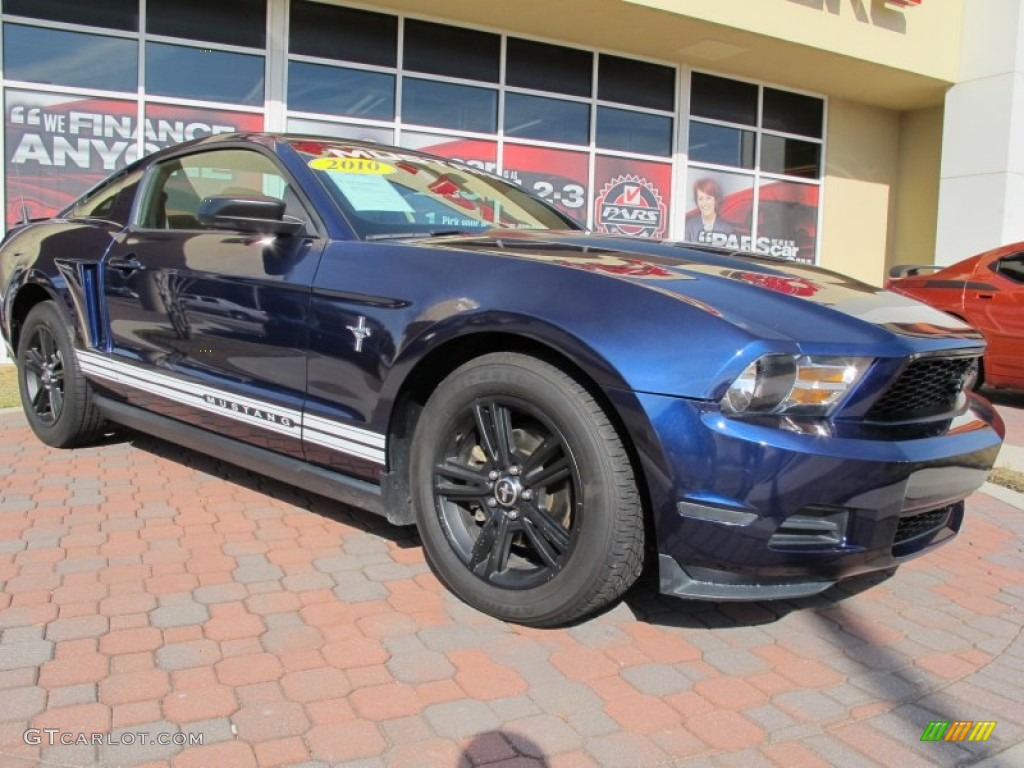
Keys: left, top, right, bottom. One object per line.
{"left": 611, "top": 389, "right": 1004, "bottom": 601}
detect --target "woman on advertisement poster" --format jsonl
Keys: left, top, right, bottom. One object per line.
{"left": 685, "top": 176, "right": 735, "bottom": 245}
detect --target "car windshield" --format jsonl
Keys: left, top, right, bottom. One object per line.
{"left": 290, "top": 139, "right": 578, "bottom": 239}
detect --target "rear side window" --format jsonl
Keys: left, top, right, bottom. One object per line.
{"left": 72, "top": 173, "right": 133, "bottom": 223}
{"left": 994, "top": 253, "right": 1024, "bottom": 284}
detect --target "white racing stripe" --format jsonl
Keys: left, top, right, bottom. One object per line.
{"left": 78, "top": 351, "right": 386, "bottom": 464}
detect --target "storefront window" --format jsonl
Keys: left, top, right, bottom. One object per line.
{"left": 402, "top": 79, "right": 497, "bottom": 134}
{"left": 757, "top": 179, "right": 818, "bottom": 262}
{"left": 763, "top": 87, "right": 824, "bottom": 138}
{"left": 4, "top": 91, "right": 138, "bottom": 225}
{"left": 683, "top": 170, "right": 754, "bottom": 248}
{"left": 760, "top": 135, "right": 820, "bottom": 179}
{"left": 146, "top": 0, "right": 265, "bottom": 48}
{"left": 598, "top": 55, "right": 675, "bottom": 112}
{"left": 686, "top": 71, "right": 824, "bottom": 262}
{"left": 141, "top": 104, "right": 263, "bottom": 155}
{"left": 404, "top": 20, "right": 500, "bottom": 83}
{"left": 401, "top": 132, "right": 499, "bottom": 175}
{"left": 596, "top": 107, "right": 672, "bottom": 157}
{"left": 5, "top": 0, "right": 138, "bottom": 31}
{"left": 3, "top": 25, "right": 137, "bottom": 92}
{"left": 288, "top": 63, "right": 394, "bottom": 121}
{"left": 146, "top": 43, "right": 265, "bottom": 106}
{"left": 503, "top": 145, "right": 589, "bottom": 225}
{"left": 289, "top": 2, "right": 397, "bottom": 67}
{"left": 593, "top": 155, "right": 672, "bottom": 239}
{"left": 504, "top": 94, "right": 589, "bottom": 146}
{"left": 688, "top": 122, "right": 756, "bottom": 169}
{"left": 506, "top": 38, "right": 592, "bottom": 98}
{"left": 288, "top": 118, "right": 393, "bottom": 144}
{"left": 691, "top": 73, "right": 757, "bottom": 126}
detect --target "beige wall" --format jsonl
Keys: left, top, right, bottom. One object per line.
{"left": 820, "top": 99, "right": 901, "bottom": 286}
{"left": 628, "top": 0, "right": 964, "bottom": 82}
{"left": 892, "top": 107, "right": 943, "bottom": 270}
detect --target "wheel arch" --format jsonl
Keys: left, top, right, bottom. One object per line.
{"left": 8, "top": 279, "right": 66, "bottom": 354}
{"left": 380, "top": 330, "right": 655, "bottom": 546}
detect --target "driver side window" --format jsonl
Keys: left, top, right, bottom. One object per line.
{"left": 139, "top": 148, "right": 306, "bottom": 230}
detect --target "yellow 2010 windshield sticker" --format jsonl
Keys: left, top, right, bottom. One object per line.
{"left": 308, "top": 157, "right": 396, "bottom": 174}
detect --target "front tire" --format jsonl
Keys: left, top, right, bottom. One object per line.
{"left": 17, "top": 301, "right": 105, "bottom": 447}
{"left": 410, "top": 353, "right": 644, "bottom": 626}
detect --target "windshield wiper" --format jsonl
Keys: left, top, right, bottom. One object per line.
{"left": 364, "top": 229, "right": 471, "bottom": 241}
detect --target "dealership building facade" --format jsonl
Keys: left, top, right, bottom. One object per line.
{"left": 0, "top": 1, "right": 1016, "bottom": 313}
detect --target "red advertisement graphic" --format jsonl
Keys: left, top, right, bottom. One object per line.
{"left": 757, "top": 179, "right": 818, "bottom": 264}
{"left": 5, "top": 91, "right": 262, "bottom": 226}
{"left": 400, "top": 136, "right": 590, "bottom": 225}
{"left": 400, "top": 132, "right": 498, "bottom": 175}
{"left": 502, "top": 145, "right": 589, "bottom": 225}
{"left": 684, "top": 167, "right": 819, "bottom": 263}
{"left": 593, "top": 156, "right": 671, "bottom": 239}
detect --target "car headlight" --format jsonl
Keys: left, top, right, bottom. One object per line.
{"left": 722, "top": 355, "right": 872, "bottom": 417}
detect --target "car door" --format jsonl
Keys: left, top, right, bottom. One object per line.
{"left": 968, "top": 251, "right": 1024, "bottom": 383}
{"left": 99, "top": 146, "right": 324, "bottom": 458}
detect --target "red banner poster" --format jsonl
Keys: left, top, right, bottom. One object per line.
{"left": 593, "top": 155, "right": 671, "bottom": 238}
{"left": 757, "top": 179, "right": 818, "bottom": 264}
{"left": 501, "top": 144, "right": 589, "bottom": 225}
{"left": 5, "top": 91, "right": 262, "bottom": 226}
{"left": 683, "top": 167, "right": 819, "bottom": 263}
{"left": 400, "top": 132, "right": 498, "bottom": 176}
{"left": 683, "top": 168, "right": 755, "bottom": 246}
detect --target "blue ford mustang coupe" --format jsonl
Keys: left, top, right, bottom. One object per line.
{"left": 0, "top": 134, "right": 1004, "bottom": 625}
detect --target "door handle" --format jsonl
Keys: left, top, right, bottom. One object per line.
{"left": 109, "top": 255, "right": 142, "bottom": 274}
{"left": 975, "top": 292, "right": 994, "bottom": 300}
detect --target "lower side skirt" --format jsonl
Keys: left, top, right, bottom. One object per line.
{"left": 95, "top": 395, "right": 386, "bottom": 519}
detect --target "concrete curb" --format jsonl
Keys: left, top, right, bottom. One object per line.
{"left": 980, "top": 481, "right": 1024, "bottom": 511}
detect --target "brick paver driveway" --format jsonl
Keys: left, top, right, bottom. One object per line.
{"left": 1, "top": 406, "right": 1022, "bottom": 768}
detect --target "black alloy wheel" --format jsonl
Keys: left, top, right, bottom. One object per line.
{"left": 432, "top": 396, "right": 580, "bottom": 590}
{"left": 411, "top": 352, "right": 644, "bottom": 626}
{"left": 21, "top": 322, "right": 64, "bottom": 427}
{"left": 17, "top": 302, "right": 106, "bottom": 447}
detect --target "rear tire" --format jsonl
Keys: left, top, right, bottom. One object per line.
{"left": 410, "top": 352, "right": 644, "bottom": 626}
{"left": 17, "top": 302, "right": 106, "bottom": 447}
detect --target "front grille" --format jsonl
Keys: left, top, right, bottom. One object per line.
{"left": 894, "top": 506, "right": 952, "bottom": 545}
{"left": 867, "top": 356, "right": 976, "bottom": 422}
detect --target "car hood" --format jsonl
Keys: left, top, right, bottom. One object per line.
{"left": 420, "top": 229, "right": 980, "bottom": 345}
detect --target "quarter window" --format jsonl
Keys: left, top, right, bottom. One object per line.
{"left": 73, "top": 175, "right": 127, "bottom": 221}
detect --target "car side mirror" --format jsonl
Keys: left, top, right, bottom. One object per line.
{"left": 197, "top": 196, "right": 305, "bottom": 237}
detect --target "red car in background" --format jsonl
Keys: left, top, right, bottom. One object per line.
{"left": 887, "top": 243, "right": 1024, "bottom": 390}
